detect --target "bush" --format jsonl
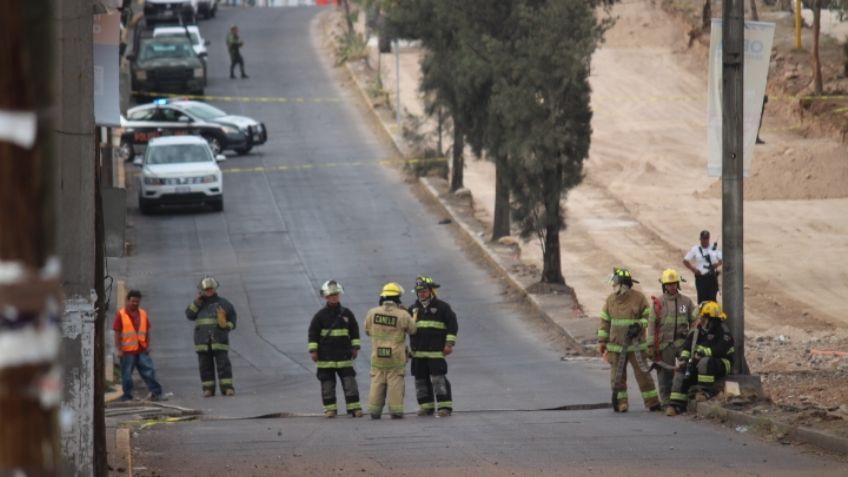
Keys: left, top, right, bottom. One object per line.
{"left": 335, "top": 31, "right": 367, "bottom": 65}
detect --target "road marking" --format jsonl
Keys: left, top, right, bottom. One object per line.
{"left": 132, "top": 91, "right": 342, "bottom": 104}
{"left": 220, "top": 157, "right": 447, "bottom": 175}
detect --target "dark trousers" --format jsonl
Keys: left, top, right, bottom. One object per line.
{"left": 317, "top": 367, "right": 361, "bottom": 413}
{"left": 411, "top": 358, "right": 452, "bottom": 411}
{"left": 120, "top": 352, "right": 162, "bottom": 399}
{"left": 229, "top": 53, "right": 246, "bottom": 78}
{"left": 198, "top": 349, "right": 233, "bottom": 394}
{"left": 694, "top": 273, "right": 719, "bottom": 304}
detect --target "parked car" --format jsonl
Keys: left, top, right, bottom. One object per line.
{"left": 196, "top": 0, "right": 219, "bottom": 19}
{"left": 120, "top": 99, "right": 267, "bottom": 158}
{"left": 127, "top": 36, "right": 206, "bottom": 100}
{"left": 143, "top": 0, "right": 196, "bottom": 27}
{"left": 136, "top": 135, "right": 225, "bottom": 214}
{"left": 152, "top": 25, "right": 209, "bottom": 59}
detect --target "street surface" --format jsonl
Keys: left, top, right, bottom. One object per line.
{"left": 122, "top": 6, "right": 847, "bottom": 476}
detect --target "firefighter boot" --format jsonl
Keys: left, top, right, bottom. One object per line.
{"left": 617, "top": 401, "right": 629, "bottom": 413}
{"left": 325, "top": 410, "right": 337, "bottom": 418}
{"left": 665, "top": 406, "right": 678, "bottom": 417}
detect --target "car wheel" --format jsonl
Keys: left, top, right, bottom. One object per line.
{"left": 211, "top": 197, "right": 224, "bottom": 212}
{"left": 234, "top": 146, "right": 253, "bottom": 155}
{"left": 139, "top": 196, "right": 155, "bottom": 215}
{"left": 205, "top": 136, "right": 222, "bottom": 155}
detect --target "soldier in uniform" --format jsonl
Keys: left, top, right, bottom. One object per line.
{"left": 647, "top": 268, "right": 696, "bottom": 405}
{"left": 408, "top": 275, "right": 458, "bottom": 417}
{"left": 185, "top": 276, "right": 237, "bottom": 397}
{"left": 364, "top": 283, "right": 417, "bottom": 419}
{"left": 308, "top": 280, "right": 363, "bottom": 418}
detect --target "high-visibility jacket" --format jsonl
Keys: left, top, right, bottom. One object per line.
{"left": 598, "top": 288, "right": 650, "bottom": 353}
{"left": 408, "top": 297, "right": 457, "bottom": 359}
{"left": 308, "top": 304, "right": 361, "bottom": 369}
{"left": 119, "top": 308, "right": 149, "bottom": 353}
{"left": 365, "top": 302, "right": 416, "bottom": 371}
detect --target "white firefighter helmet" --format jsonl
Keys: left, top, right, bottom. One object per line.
{"left": 199, "top": 276, "right": 219, "bottom": 291}
{"left": 320, "top": 280, "right": 344, "bottom": 297}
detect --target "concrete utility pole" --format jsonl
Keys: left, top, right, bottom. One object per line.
{"left": 721, "top": 0, "right": 750, "bottom": 375}
{"left": 55, "top": 0, "right": 98, "bottom": 475}
{"left": 0, "top": 1, "right": 62, "bottom": 476}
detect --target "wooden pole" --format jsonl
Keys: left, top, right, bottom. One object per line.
{"left": 795, "top": 0, "right": 803, "bottom": 49}
{"left": 0, "top": 1, "right": 61, "bottom": 475}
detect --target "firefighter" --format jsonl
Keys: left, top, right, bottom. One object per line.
{"left": 364, "top": 282, "right": 417, "bottom": 419}
{"left": 647, "top": 268, "right": 696, "bottom": 405}
{"left": 665, "top": 301, "right": 735, "bottom": 416}
{"left": 598, "top": 267, "right": 662, "bottom": 412}
{"left": 308, "top": 280, "right": 363, "bottom": 418}
{"left": 408, "top": 275, "right": 458, "bottom": 417}
{"left": 185, "top": 276, "right": 237, "bottom": 397}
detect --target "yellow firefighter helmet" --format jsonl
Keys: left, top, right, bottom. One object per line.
{"left": 380, "top": 282, "right": 404, "bottom": 298}
{"left": 699, "top": 301, "right": 727, "bottom": 320}
{"left": 660, "top": 268, "right": 682, "bottom": 285}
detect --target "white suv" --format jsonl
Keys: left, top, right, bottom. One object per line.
{"left": 136, "top": 136, "right": 224, "bottom": 214}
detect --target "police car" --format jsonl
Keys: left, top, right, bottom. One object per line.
{"left": 119, "top": 98, "right": 267, "bottom": 159}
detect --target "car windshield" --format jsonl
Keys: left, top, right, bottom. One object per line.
{"left": 157, "top": 32, "right": 200, "bottom": 46}
{"left": 145, "top": 144, "right": 212, "bottom": 165}
{"left": 127, "top": 108, "right": 156, "bottom": 120}
{"left": 184, "top": 103, "right": 228, "bottom": 120}
{"left": 139, "top": 40, "right": 195, "bottom": 61}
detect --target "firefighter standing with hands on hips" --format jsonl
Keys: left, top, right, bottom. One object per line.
{"left": 185, "top": 276, "right": 237, "bottom": 397}
{"left": 364, "top": 282, "right": 417, "bottom": 419}
{"left": 665, "top": 300, "right": 735, "bottom": 416}
{"left": 307, "top": 280, "right": 364, "bottom": 418}
{"left": 408, "top": 275, "right": 458, "bottom": 417}
{"left": 647, "top": 268, "right": 696, "bottom": 406}
{"left": 598, "top": 267, "right": 661, "bottom": 413}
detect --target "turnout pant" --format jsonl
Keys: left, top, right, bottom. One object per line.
{"left": 317, "top": 367, "right": 361, "bottom": 414}
{"left": 654, "top": 346, "right": 679, "bottom": 405}
{"left": 120, "top": 352, "right": 162, "bottom": 400}
{"left": 368, "top": 369, "right": 405, "bottom": 416}
{"left": 197, "top": 347, "right": 233, "bottom": 394}
{"left": 669, "top": 356, "right": 730, "bottom": 410}
{"left": 411, "top": 357, "right": 452, "bottom": 413}
{"left": 694, "top": 273, "right": 719, "bottom": 304}
{"left": 608, "top": 351, "right": 660, "bottom": 408}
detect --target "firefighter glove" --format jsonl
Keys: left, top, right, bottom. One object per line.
{"left": 216, "top": 306, "right": 228, "bottom": 329}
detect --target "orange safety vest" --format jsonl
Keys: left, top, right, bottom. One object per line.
{"left": 119, "top": 308, "right": 149, "bottom": 353}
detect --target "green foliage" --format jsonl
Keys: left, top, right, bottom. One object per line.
{"left": 334, "top": 31, "right": 367, "bottom": 65}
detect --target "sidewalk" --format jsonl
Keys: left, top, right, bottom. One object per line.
{"left": 331, "top": 9, "right": 848, "bottom": 459}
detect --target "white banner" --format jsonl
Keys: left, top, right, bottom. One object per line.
{"left": 707, "top": 20, "right": 775, "bottom": 177}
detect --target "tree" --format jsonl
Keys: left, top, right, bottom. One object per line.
{"left": 490, "top": 0, "right": 609, "bottom": 284}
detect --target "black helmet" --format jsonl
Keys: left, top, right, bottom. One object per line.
{"left": 609, "top": 267, "right": 638, "bottom": 287}
{"left": 414, "top": 275, "right": 440, "bottom": 291}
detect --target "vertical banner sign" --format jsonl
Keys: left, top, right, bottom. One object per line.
{"left": 94, "top": 12, "right": 121, "bottom": 126}
{"left": 707, "top": 20, "right": 775, "bottom": 177}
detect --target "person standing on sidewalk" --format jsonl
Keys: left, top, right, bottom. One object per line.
{"left": 113, "top": 289, "right": 163, "bottom": 402}
{"left": 408, "top": 275, "right": 458, "bottom": 417}
{"left": 185, "top": 276, "right": 238, "bottom": 397}
{"left": 597, "top": 267, "right": 661, "bottom": 413}
{"left": 683, "top": 230, "right": 722, "bottom": 304}
{"left": 226, "top": 25, "right": 248, "bottom": 79}
{"left": 647, "top": 268, "right": 696, "bottom": 406}
{"left": 308, "top": 280, "right": 364, "bottom": 418}
{"left": 364, "top": 282, "right": 417, "bottom": 419}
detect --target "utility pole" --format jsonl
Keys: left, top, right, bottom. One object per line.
{"left": 0, "top": 1, "right": 62, "bottom": 476}
{"left": 56, "top": 0, "right": 98, "bottom": 475}
{"left": 722, "top": 0, "right": 750, "bottom": 375}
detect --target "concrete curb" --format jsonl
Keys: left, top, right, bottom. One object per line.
{"left": 697, "top": 402, "right": 848, "bottom": 456}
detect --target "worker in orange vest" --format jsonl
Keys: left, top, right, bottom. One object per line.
{"left": 113, "top": 289, "right": 163, "bottom": 401}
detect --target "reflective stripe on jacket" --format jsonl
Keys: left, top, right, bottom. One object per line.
{"left": 119, "top": 308, "right": 149, "bottom": 353}
{"left": 365, "top": 302, "right": 416, "bottom": 370}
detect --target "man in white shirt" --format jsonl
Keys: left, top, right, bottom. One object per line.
{"left": 683, "top": 230, "right": 722, "bottom": 304}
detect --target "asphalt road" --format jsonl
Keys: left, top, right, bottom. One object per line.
{"left": 121, "top": 6, "right": 847, "bottom": 476}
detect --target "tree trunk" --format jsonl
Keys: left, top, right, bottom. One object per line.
{"left": 491, "top": 156, "right": 511, "bottom": 240}
{"left": 0, "top": 1, "right": 61, "bottom": 474}
{"left": 813, "top": 2, "right": 823, "bottom": 95}
{"left": 541, "top": 163, "right": 564, "bottom": 284}
{"left": 450, "top": 123, "right": 464, "bottom": 192}
{"left": 341, "top": 0, "right": 354, "bottom": 36}
{"left": 702, "top": 0, "right": 712, "bottom": 30}
{"left": 749, "top": 0, "right": 759, "bottom": 20}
